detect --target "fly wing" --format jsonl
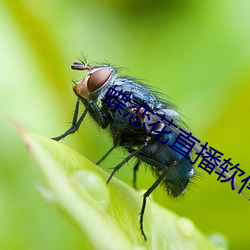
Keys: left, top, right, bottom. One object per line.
{"left": 149, "top": 109, "right": 248, "bottom": 200}
{"left": 213, "top": 165, "right": 249, "bottom": 199}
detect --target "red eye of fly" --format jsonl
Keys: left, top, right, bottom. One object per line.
{"left": 87, "top": 68, "right": 111, "bottom": 92}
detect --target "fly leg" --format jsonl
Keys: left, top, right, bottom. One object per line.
{"left": 52, "top": 99, "right": 108, "bottom": 141}
{"left": 140, "top": 172, "right": 166, "bottom": 240}
{"left": 133, "top": 160, "right": 141, "bottom": 189}
{"left": 100, "top": 148, "right": 141, "bottom": 188}
{"left": 107, "top": 143, "right": 146, "bottom": 184}
{"left": 52, "top": 99, "right": 88, "bottom": 141}
{"left": 88, "top": 100, "right": 107, "bottom": 129}
{"left": 96, "top": 145, "right": 116, "bottom": 165}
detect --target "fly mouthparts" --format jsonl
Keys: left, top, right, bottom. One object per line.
{"left": 71, "top": 61, "right": 89, "bottom": 71}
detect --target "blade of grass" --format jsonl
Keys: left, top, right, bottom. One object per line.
{"left": 16, "top": 124, "right": 227, "bottom": 250}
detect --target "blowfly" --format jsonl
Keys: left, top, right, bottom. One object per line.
{"left": 52, "top": 60, "right": 198, "bottom": 240}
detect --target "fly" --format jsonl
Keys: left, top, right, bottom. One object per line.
{"left": 52, "top": 60, "right": 197, "bottom": 240}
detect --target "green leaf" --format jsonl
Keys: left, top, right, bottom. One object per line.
{"left": 19, "top": 128, "right": 227, "bottom": 250}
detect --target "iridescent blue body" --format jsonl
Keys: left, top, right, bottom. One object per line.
{"left": 53, "top": 61, "right": 195, "bottom": 239}
{"left": 82, "top": 68, "right": 194, "bottom": 197}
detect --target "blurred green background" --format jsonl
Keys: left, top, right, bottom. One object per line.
{"left": 1, "top": 0, "right": 250, "bottom": 249}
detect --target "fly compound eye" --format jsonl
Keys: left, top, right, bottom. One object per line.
{"left": 87, "top": 68, "right": 111, "bottom": 92}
